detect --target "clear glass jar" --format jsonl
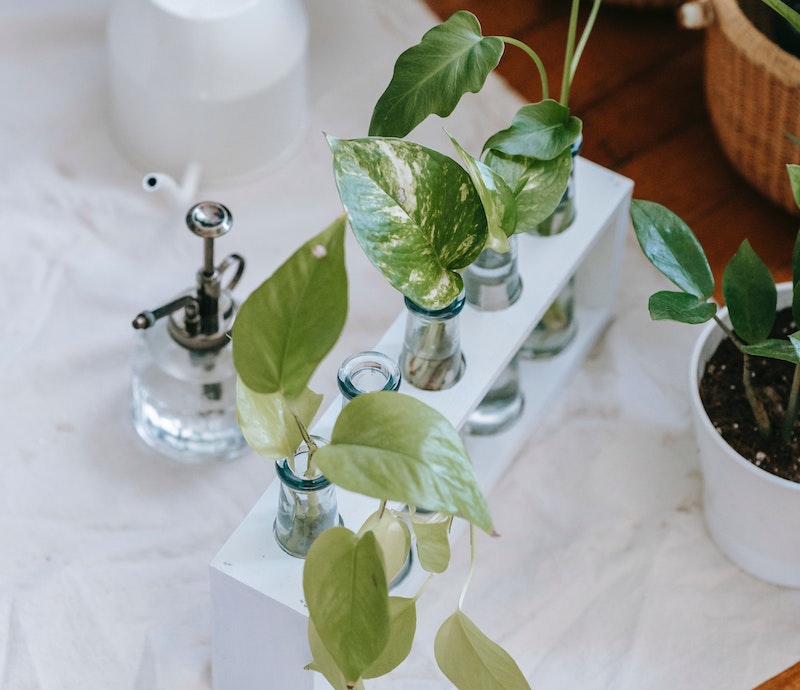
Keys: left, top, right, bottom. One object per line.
{"left": 274, "top": 438, "right": 340, "bottom": 558}
{"left": 337, "top": 351, "right": 401, "bottom": 406}
{"left": 521, "top": 135, "right": 582, "bottom": 358}
{"left": 463, "top": 237, "right": 524, "bottom": 434}
{"left": 399, "top": 291, "right": 466, "bottom": 391}
{"left": 464, "top": 236, "right": 523, "bottom": 311}
{"left": 131, "top": 320, "right": 248, "bottom": 463}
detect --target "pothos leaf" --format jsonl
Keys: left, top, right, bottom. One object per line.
{"left": 722, "top": 240, "right": 777, "bottom": 344}
{"left": 485, "top": 147, "right": 572, "bottom": 231}
{"left": 434, "top": 610, "right": 531, "bottom": 690}
{"left": 232, "top": 216, "right": 348, "bottom": 397}
{"left": 448, "top": 131, "right": 516, "bottom": 252}
{"left": 482, "top": 100, "right": 581, "bottom": 160}
{"left": 630, "top": 199, "right": 714, "bottom": 300}
{"left": 410, "top": 514, "right": 452, "bottom": 573}
{"left": 369, "top": 10, "right": 504, "bottom": 138}
{"left": 329, "top": 135, "right": 487, "bottom": 309}
{"left": 358, "top": 510, "right": 412, "bottom": 584}
{"left": 363, "top": 597, "right": 417, "bottom": 679}
{"left": 303, "top": 528, "right": 390, "bottom": 686}
{"left": 306, "top": 619, "right": 366, "bottom": 690}
{"left": 314, "top": 392, "right": 494, "bottom": 533}
{"left": 235, "top": 380, "right": 322, "bottom": 460}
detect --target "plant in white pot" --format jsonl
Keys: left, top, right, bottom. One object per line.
{"left": 630, "top": 170, "right": 800, "bottom": 586}
{"left": 232, "top": 218, "right": 533, "bottom": 688}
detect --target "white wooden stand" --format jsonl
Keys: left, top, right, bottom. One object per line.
{"left": 209, "top": 158, "right": 633, "bottom": 690}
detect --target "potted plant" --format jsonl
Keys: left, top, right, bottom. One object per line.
{"left": 231, "top": 217, "right": 534, "bottom": 688}
{"left": 629, "top": 158, "right": 800, "bottom": 585}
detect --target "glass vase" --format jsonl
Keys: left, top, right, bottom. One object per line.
{"left": 463, "top": 237, "right": 525, "bottom": 434}
{"left": 399, "top": 291, "right": 465, "bottom": 391}
{"left": 521, "top": 135, "right": 582, "bottom": 358}
{"left": 273, "top": 437, "right": 340, "bottom": 558}
{"left": 337, "top": 351, "right": 401, "bottom": 406}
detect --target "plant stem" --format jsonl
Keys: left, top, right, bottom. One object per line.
{"left": 742, "top": 353, "right": 773, "bottom": 438}
{"left": 499, "top": 36, "right": 549, "bottom": 100}
{"left": 293, "top": 414, "right": 318, "bottom": 477}
{"left": 560, "top": 0, "right": 581, "bottom": 106}
{"left": 782, "top": 364, "right": 800, "bottom": 443}
{"left": 568, "top": 0, "right": 602, "bottom": 91}
{"left": 458, "top": 524, "right": 477, "bottom": 611}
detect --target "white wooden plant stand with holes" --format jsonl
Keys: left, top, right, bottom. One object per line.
{"left": 209, "top": 158, "right": 633, "bottom": 690}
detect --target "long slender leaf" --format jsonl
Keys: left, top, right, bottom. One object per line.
{"left": 369, "top": 11, "right": 503, "bottom": 137}
{"left": 630, "top": 199, "right": 714, "bottom": 299}
{"left": 232, "top": 216, "right": 347, "bottom": 397}
{"left": 314, "top": 392, "right": 494, "bottom": 533}
{"left": 722, "top": 240, "right": 776, "bottom": 344}
{"left": 760, "top": 0, "right": 800, "bottom": 31}
{"left": 434, "top": 610, "right": 531, "bottom": 690}
{"left": 329, "top": 136, "right": 487, "bottom": 309}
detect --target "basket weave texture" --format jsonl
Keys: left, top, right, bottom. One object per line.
{"left": 705, "top": 0, "right": 800, "bottom": 215}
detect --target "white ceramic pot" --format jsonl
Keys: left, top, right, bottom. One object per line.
{"left": 106, "top": 0, "right": 309, "bottom": 183}
{"left": 690, "top": 281, "right": 800, "bottom": 587}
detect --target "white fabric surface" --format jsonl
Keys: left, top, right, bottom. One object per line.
{"left": 2, "top": 0, "right": 800, "bottom": 688}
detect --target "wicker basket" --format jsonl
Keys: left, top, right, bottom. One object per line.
{"left": 692, "top": 0, "right": 800, "bottom": 215}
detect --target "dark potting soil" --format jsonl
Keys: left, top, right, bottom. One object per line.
{"left": 699, "top": 307, "right": 800, "bottom": 482}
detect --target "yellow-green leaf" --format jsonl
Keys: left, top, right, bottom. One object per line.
{"left": 358, "top": 510, "right": 412, "bottom": 584}
{"left": 434, "top": 610, "right": 531, "bottom": 690}
{"left": 410, "top": 515, "right": 451, "bottom": 573}
{"left": 363, "top": 597, "right": 417, "bottom": 679}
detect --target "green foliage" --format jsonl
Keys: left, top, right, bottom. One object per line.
{"left": 358, "top": 509, "right": 412, "bottom": 583}
{"left": 483, "top": 101, "right": 581, "bottom": 160}
{"left": 315, "top": 392, "right": 494, "bottom": 534}
{"left": 232, "top": 216, "right": 348, "bottom": 397}
{"left": 362, "top": 597, "right": 417, "bottom": 679}
{"left": 760, "top": 0, "right": 800, "bottom": 32}
{"left": 410, "top": 514, "right": 452, "bottom": 573}
{"left": 303, "top": 528, "right": 390, "bottom": 685}
{"left": 329, "top": 135, "right": 487, "bottom": 310}
{"left": 369, "top": 10, "right": 504, "bottom": 138}
{"left": 647, "top": 291, "right": 717, "bottom": 325}
{"left": 434, "top": 610, "right": 531, "bottom": 690}
{"left": 630, "top": 200, "right": 714, "bottom": 300}
{"left": 721, "top": 241, "right": 777, "bottom": 345}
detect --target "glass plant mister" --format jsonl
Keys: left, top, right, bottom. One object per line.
{"left": 131, "top": 201, "right": 248, "bottom": 464}
{"left": 463, "top": 237, "right": 525, "bottom": 435}
{"left": 520, "top": 135, "right": 583, "bottom": 358}
{"left": 337, "top": 351, "right": 401, "bottom": 405}
{"left": 274, "top": 437, "right": 340, "bottom": 558}
{"left": 400, "top": 291, "right": 466, "bottom": 391}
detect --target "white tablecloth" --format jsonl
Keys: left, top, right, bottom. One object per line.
{"left": 3, "top": 1, "right": 800, "bottom": 688}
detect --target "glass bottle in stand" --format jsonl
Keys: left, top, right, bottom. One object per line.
{"left": 338, "top": 351, "right": 401, "bottom": 406}
{"left": 520, "top": 135, "right": 582, "bottom": 358}
{"left": 463, "top": 237, "right": 525, "bottom": 435}
{"left": 274, "top": 437, "right": 340, "bottom": 558}
{"left": 399, "top": 291, "right": 466, "bottom": 391}
{"left": 131, "top": 201, "right": 248, "bottom": 464}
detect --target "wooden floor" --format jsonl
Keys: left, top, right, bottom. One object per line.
{"left": 422, "top": 0, "right": 798, "bottom": 301}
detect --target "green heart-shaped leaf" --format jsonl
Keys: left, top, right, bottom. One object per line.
{"left": 235, "top": 380, "right": 323, "bottom": 460}
{"left": 630, "top": 200, "right": 714, "bottom": 300}
{"left": 363, "top": 597, "right": 417, "bottom": 679}
{"left": 485, "top": 147, "right": 572, "bottom": 230}
{"left": 306, "top": 619, "right": 366, "bottom": 690}
{"left": 647, "top": 291, "right": 716, "bottom": 324}
{"left": 304, "top": 528, "right": 390, "bottom": 685}
{"left": 358, "top": 510, "right": 412, "bottom": 583}
{"left": 482, "top": 100, "right": 581, "bottom": 161}
{"left": 314, "top": 392, "right": 494, "bottom": 533}
{"left": 329, "top": 136, "right": 487, "bottom": 309}
{"left": 410, "top": 514, "right": 452, "bottom": 573}
{"left": 448, "top": 132, "right": 516, "bottom": 251}
{"left": 722, "top": 240, "right": 777, "bottom": 344}
{"left": 232, "top": 216, "right": 348, "bottom": 397}
{"left": 369, "top": 11, "right": 503, "bottom": 137}
{"left": 434, "top": 610, "right": 531, "bottom": 690}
